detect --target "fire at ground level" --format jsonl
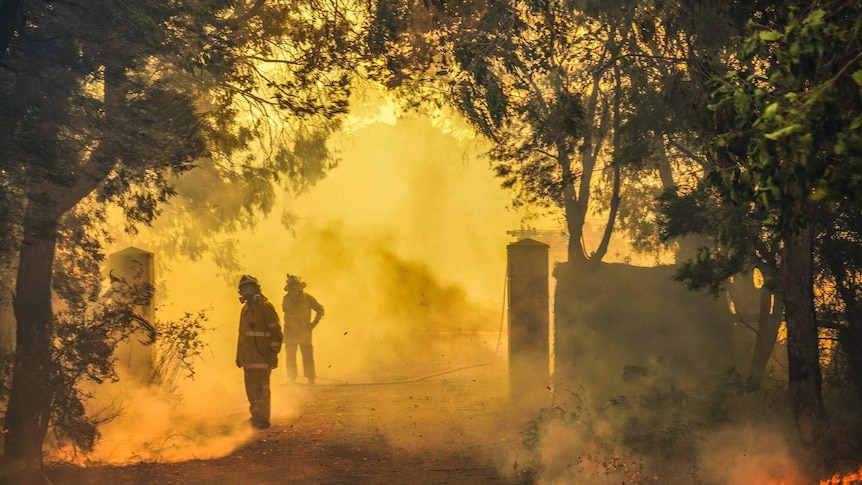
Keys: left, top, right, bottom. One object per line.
{"left": 42, "top": 354, "right": 533, "bottom": 485}
{"left": 33, "top": 349, "right": 862, "bottom": 485}
{"left": 6, "top": 243, "right": 862, "bottom": 485}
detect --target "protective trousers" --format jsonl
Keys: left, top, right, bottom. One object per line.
{"left": 285, "top": 339, "right": 315, "bottom": 381}
{"left": 243, "top": 369, "right": 271, "bottom": 425}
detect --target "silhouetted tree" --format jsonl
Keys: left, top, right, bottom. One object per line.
{"left": 708, "top": 1, "right": 862, "bottom": 444}
{"left": 370, "top": 0, "right": 655, "bottom": 264}
{"left": 0, "top": 0, "right": 364, "bottom": 475}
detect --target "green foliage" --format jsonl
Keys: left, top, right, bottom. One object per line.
{"left": 450, "top": 2, "right": 595, "bottom": 216}
{"left": 658, "top": 184, "right": 778, "bottom": 295}
{"left": 700, "top": 4, "right": 862, "bottom": 449}
{"left": 614, "top": 162, "right": 668, "bottom": 260}
{"left": 709, "top": 4, "right": 862, "bottom": 235}
{"left": 29, "top": 232, "right": 155, "bottom": 454}
{"left": 28, "top": 211, "right": 210, "bottom": 455}
{"left": 54, "top": 207, "right": 113, "bottom": 308}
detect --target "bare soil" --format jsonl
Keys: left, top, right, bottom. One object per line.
{"left": 41, "top": 359, "right": 538, "bottom": 485}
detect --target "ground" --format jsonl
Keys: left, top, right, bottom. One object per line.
{"left": 41, "top": 355, "right": 540, "bottom": 485}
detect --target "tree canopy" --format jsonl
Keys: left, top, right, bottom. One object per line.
{"left": 0, "top": 0, "right": 367, "bottom": 472}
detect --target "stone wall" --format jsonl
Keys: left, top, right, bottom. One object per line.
{"left": 553, "top": 261, "right": 735, "bottom": 402}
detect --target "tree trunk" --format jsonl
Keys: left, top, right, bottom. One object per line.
{"left": 748, "top": 290, "right": 783, "bottom": 387}
{"left": 655, "top": 133, "right": 675, "bottom": 190}
{"left": 2, "top": 61, "right": 127, "bottom": 475}
{"left": 3, "top": 199, "right": 60, "bottom": 474}
{"left": 782, "top": 225, "right": 828, "bottom": 444}
{"left": 558, "top": 142, "right": 588, "bottom": 265}
{"left": 564, "top": 187, "right": 588, "bottom": 265}
{"left": 592, "top": 66, "right": 623, "bottom": 264}
{"left": 592, "top": 164, "right": 620, "bottom": 263}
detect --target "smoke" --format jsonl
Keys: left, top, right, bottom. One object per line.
{"left": 534, "top": 260, "right": 814, "bottom": 484}
{"left": 527, "top": 408, "right": 807, "bottom": 485}
{"left": 76, "top": 91, "right": 524, "bottom": 465}
{"left": 56, "top": 375, "right": 256, "bottom": 464}
{"left": 697, "top": 423, "right": 806, "bottom": 484}
{"left": 60, "top": 86, "right": 813, "bottom": 483}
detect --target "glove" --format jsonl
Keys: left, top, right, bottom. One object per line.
{"left": 235, "top": 359, "right": 242, "bottom": 369}
{"left": 268, "top": 354, "right": 278, "bottom": 369}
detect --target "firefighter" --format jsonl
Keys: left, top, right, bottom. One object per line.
{"left": 282, "top": 274, "right": 324, "bottom": 384}
{"left": 235, "top": 274, "right": 282, "bottom": 429}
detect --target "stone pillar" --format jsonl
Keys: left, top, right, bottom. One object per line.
{"left": 507, "top": 238, "right": 550, "bottom": 409}
{"left": 108, "top": 247, "right": 155, "bottom": 384}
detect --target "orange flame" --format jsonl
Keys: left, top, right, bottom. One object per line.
{"left": 819, "top": 465, "right": 862, "bottom": 485}
{"left": 755, "top": 466, "right": 862, "bottom": 485}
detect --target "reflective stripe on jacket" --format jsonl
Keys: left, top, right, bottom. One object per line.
{"left": 236, "top": 295, "right": 283, "bottom": 368}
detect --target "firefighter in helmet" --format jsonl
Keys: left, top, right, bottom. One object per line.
{"left": 282, "top": 274, "right": 324, "bottom": 384}
{"left": 236, "top": 274, "right": 282, "bottom": 429}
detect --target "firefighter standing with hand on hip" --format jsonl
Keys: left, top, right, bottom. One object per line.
{"left": 282, "top": 274, "right": 324, "bottom": 384}
{"left": 235, "top": 274, "right": 282, "bottom": 429}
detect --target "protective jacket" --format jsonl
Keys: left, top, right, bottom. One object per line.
{"left": 282, "top": 292, "right": 324, "bottom": 343}
{"left": 236, "top": 295, "right": 283, "bottom": 370}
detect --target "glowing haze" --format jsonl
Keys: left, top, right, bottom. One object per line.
{"left": 78, "top": 88, "right": 526, "bottom": 463}
{"left": 57, "top": 88, "right": 822, "bottom": 485}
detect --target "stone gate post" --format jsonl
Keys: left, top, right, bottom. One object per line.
{"left": 507, "top": 238, "right": 550, "bottom": 409}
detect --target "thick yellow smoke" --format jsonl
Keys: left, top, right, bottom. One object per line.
{"left": 63, "top": 88, "right": 811, "bottom": 485}
{"left": 78, "top": 91, "right": 523, "bottom": 464}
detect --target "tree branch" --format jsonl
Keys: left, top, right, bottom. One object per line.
{"left": 223, "top": 0, "right": 268, "bottom": 25}
{"left": 666, "top": 138, "right": 708, "bottom": 166}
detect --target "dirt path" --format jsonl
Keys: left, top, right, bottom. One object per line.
{"left": 44, "top": 359, "right": 538, "bottom": 484}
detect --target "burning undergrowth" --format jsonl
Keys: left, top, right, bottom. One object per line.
{"left": 41, "top": 308, "right": 240, "bottom": 465}
{"left": 521, "top": 365, "right": 806, "bottom": 484}
{"left": 49, "top": 378, "right": 256, "bottom": 465}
